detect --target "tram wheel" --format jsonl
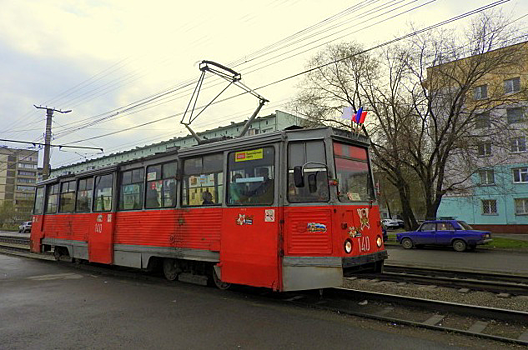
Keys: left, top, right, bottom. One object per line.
{"left": 163, "top": 259, "right": 181, "bottom": 281}
{"left": 53, "top": 247, "right": 67, "bottom": 261}
{"left": 401, "top": 238, "right": 414, "bottom": 249}
{"left": 212, "top": 266, "right": 231, "bottom": 290}
{"left": 53, "top": 248, "right": 61, "bottom": 261}
{"left": 452, "top": 239, "right": 467, "bottom": 252}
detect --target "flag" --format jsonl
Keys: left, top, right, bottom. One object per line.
{"left": 358, "top": 111, "right": 367, "bottom": 124}
{"left": 354, "top": 107, "right": 363, "bottom": 123}
{"left": 341, "top": 106, "right": 353, "bottom": 120}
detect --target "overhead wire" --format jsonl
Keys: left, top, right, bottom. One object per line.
{"left": 59, "top": 0, "right": 511, "bottom": 147}
{"left": 48, "top": 0, "right": 423, "bottom": 140}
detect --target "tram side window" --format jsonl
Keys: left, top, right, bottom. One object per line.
{"left": 94, "top": 174, "right": 114, "bottom": 212}
{"left": 119, "top": 168, "right": 144, "bottom": 210}
{"left": 76, "top": 177, "right": 93, "bottom": 212}
{"left": 227, "top": 147, "right": 274, "bottom": 205}
{"left": 334, "top": 142, "right": 374, "bottom": 202}
{"left": 45, "top": 184, "right": 59, "bottom": 214}
{"left": 146, "top": 162, "right": 177, "bottom": 209}
{"left": 34, "top": 186, "right": 45, "bottom": 215}
{"left": 182, "top": 154, "right": 223, "bottom": 206}
{"left": 288, "top": 141, "right": 329, "bottom": 203}
{"left": 59, "top": 180, "right": 76, "bottom": 212}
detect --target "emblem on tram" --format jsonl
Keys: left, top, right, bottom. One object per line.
{"left": 236, "top": 214, "right": 254, "bottom": 225}
{"left": 307, "top": 223, "right": 327, "bottom": 233}
{"left": 357, "top": 208, "right": 370, "bottom": 230}
{"left": 348, "top": 226, "right": 361, "bottom": 238}
{"left": 96, "top": 214, "right": 103, "bottom": 223}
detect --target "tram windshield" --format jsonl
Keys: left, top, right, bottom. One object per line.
{"left": 334, "top": 142, "right": 374, "bottom": 202}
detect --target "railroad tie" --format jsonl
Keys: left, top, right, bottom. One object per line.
{"left": 518, "top": 330, "right": 528, "bottom": 342}
{"left": 372, "top": 307, "right": 394, "bottom": 316}
{"left": 422, "top": 314, "right": 445, "bottom": 326}
{"left": 467, "top": 321, "right": 488, "bottom": 333}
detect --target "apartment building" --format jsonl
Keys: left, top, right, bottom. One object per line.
{"left": 0, "top": 147, "right": 39, "bottom": 222}
{"left": 436, "top": 41, "right": 528, "bottom": 233}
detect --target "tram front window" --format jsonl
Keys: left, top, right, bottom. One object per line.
{"left": 334, "top": 142, "right": 374, "bottom": 202}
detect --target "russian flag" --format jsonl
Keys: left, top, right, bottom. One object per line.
{"left": 354, "top": 107, "right": 368, "bottom": 124}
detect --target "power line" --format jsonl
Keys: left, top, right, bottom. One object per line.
{"left": 60, "top": 0, "right": 511, "bottom": 147}
{"left": 20, "top": 0, "right": 408, "bottom": 140}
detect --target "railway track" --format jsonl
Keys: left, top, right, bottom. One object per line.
{"left": 2, "top": 236, "right": 528, "bottom": 345}
{"left": 0, "top": 235, "right": 31, "bottom": 253}
{"left": 283, "top": 288, "right": 528, "bottom": 346}
{"left": 356, "top": 265, "right": 528, "bottom": 296}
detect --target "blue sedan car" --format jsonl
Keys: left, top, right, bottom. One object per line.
{"left": 396, "top": 220, "right": 492, "bottom": 252}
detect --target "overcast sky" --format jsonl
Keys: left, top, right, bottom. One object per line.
{"left": 1, "top": 0, "right": 526, "bottom": 169}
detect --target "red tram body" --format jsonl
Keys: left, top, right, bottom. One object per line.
{"left": 30, "top": 127, "right": 387, "bottom": 291}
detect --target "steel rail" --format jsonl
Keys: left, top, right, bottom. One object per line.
{"left": 355, "top": 272, "right": 528, "bottom": 296}
{"left": 285, "top": 288, "right": 528, "bottom": 346}
{"left": 1, "top": 241, "right": 526, "bottom": 346}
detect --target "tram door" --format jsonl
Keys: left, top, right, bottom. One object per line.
{"left": 88, "top": 174, "right": 115, "bottom": 264}
{"left": 219, "top": 147, "right": 281, "bottom": 289}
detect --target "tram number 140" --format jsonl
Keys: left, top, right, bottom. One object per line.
{"left": 94, "top": 223, "right": 103, "bottom": 233}
{"left": 359, "top": 236, "right": 370, "bottom": 252}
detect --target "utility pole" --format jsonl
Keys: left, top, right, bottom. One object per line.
{"left": 34, "top": 105, "right": 72, "bottom": 179}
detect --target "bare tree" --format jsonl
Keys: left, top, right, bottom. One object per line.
{"left": 401, "top": 13, "right": 527, "bottom": 220}
{"left": 292, "top": 12, "right": 527, "bottom": 228}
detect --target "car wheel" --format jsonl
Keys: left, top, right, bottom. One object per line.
{"left": 401, "top": 238, "right": 414, "bottom": 249}
{"left": 452, "top": 239, "right": 467, "bottom": 252}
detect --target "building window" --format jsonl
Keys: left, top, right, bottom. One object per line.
{"left": 474, "top": 85, "right": 487, "bottom": 100}
{"left": 513, "top": 167, "right": 528, "bottom": 183}
{"left": 119, "top": 168, "right": 144, "bottom": 210}
{"left": 478, "top": 169, "right": 495, "bottom": 185}
{"left": 507, "top": 107, "right": 524, "bottom": 124}
{"left": 16, "top": 185, "right": 35, "bottom": 191}
{"left": 510, "top": 137, "right": 527, "bottom": 153}
{"left": 477, "top": 142, "right": 491, "bottom": 156}
{"left": 504, "top": 77, "right": 520, "bottom": 94}
{"left": 475, "top": 112, "right": 490, "bottom": 129}
{"left": 59, "top": 181, "right": 76, "bottom": 213}
{"left": 514, "top": 198, "right": 528, "bottom": 215}
{"left": 482, "top": 199, "right": 497, "bottom": 215}
{"left": 17, "top": 178, "right": 36, "bottom": 183}
{"left": 18, "top": 163, "right": 37, "bottom": 169}
{"left": 18, "top": 170, "right": 36, "bottom": 176}
{"left": 145, "top": 162, "right": 177, "bottom": 209}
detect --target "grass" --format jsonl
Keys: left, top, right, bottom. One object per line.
{"left": 385, "top": 232, "right": 528, "bottom": 250}
{"left": 481, "top": 237, "right": 528, "bottom": 250}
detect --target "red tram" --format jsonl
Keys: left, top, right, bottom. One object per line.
{"left": 30, "top": 127, "right": 387, "bottom": 291}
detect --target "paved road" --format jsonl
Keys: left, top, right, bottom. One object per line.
{"left": 386, "top": 245, "right": 528, "bottom": 276}
{"left": 0, "top": 254, "right": 480, "bottom": 350}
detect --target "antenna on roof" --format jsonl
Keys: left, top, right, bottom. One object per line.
{"left": 180, "top": 60, "right": 268, "bottom": 144}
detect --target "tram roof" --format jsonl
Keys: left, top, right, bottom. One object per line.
{"left": 40, "top": 126, "right": 369, "bottom": 185}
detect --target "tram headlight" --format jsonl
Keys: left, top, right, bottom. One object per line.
{"left": 376, "top": 236, "right": 383, "bottom": 248}
{"left": 344, "top": 239, "right": 353, "bottom": 254}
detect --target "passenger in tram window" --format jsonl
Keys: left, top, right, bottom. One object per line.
{"left": 229, "top": 173, "right": 247, "bottom": 204}
{"left": 254, "top": 168, "right": 274, "bottom": 203}
{"left": 146, "top": 185, "right": 160, "bottom": 208}
{"left": 167, "top": 180, "right": 176, "bottom": 206}
{"left": 202, "top": 190, "right": 214, "bottom": 205}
